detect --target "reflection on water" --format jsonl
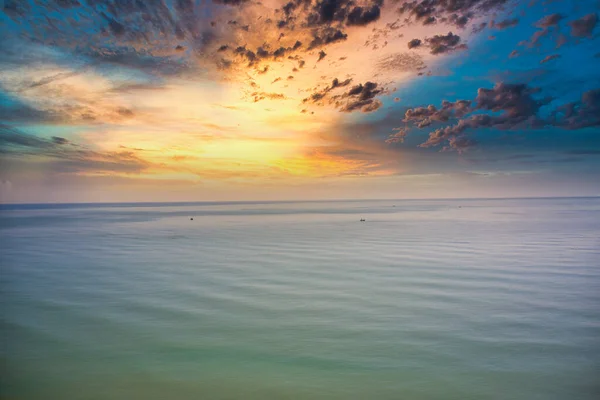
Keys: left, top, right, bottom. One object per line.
{"left": 1, "top": 198, "right": 599, "bottom": 399}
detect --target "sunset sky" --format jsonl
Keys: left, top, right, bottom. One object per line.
{"left": 1, "top": 0, "right": 599, "bottom": 203}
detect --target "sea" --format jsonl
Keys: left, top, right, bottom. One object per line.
{"left": 1, "top": 198, "right": 599, "bottom": 400}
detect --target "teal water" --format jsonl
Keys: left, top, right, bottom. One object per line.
{"left": 1, "top": 198, "right": 599, "bottom": 399}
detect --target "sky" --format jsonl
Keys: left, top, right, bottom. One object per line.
{"left": 0, "top": 0, "right": 599, "bottom": 203}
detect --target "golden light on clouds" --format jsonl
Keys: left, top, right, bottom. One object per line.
{"left": 0, "top": 0, "right": 512, "bottom": 202}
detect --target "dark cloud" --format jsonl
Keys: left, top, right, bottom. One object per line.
{"left": 448, "top": 14, "right": 470, "bottom": 28}
{"left": 569, "top": 13, "right": 598, "bottom": 38}
{"left": 346, "top": 5, "right": 381, "bottom": 26}
{"left": 277, "top": 0, "right": 383, "bottom": 36}
{"left": 2, "top": 0, "right": 229, "bottom": 74}
{"left": 3, "top": 0, "right": 475, "bottom": 81}
{"left": 303, "top": 79, "right": 387, "bottom": 113}
{"left": 304, "top": 0, "right": 382, "bottom": 27}
{"left": 51, "top": 136, "right": 70, "bottom": 145}
{"left": 84, "top": 48, "right": 190, "bottom": 76}
{"left": 417, "top": 83, "right": 600, "bottom": 151}
{"left": 272, "top": 46, "right": 288, "bottom": 59}
{"left": 551, "top": 89, "right": 600, "bottom": 129}
{"left": 307, "top": 28, "right": 348, "bottom": 49}
{"left": 0, "top": 99, "right": 59, "bottom": 124}
{"left": 337, "top": 82, "right": 384, "bottom": 113}
{"left": 540, "top": 54, "right": 561, "bottom": 64}
{"left": 233, "top": 46, "right": 258, "bottom": 65}
{"left": 425, "top": 32, "right": 465, "bottom": 55}
{"left": 398, "top": 0, "right": 509, "bottom": 29}
{"left": 408, "top": 38, "right": 422, "bottom": 49}
{"left": 475, "top": 83, "right": 547, "bottom": 124}
{"left": 519, "top": 13, "right": 566, "bottom": 48}
{"left": 490, "top": 18, "right": 519, "bottom": 30}
{"left": 0, "top": 124, "right": 149, "bottom": 173}
{"left": 104, "top": 0, "right": 193, "bottom": 45}
{"left": 385, "top": 127, "right": 408, "bottom": 144}
{"left": 519, "top": 27, "right": 551, "bottom": 48}
{"left": 3, "top": 0, "right": 31, "bottom": 17}
{"left": 309, "top": 0, "right": 348, "bottom": 25}
{"left": 359, "top": 100, "right": 383, "bottom": 113}
{"left": 256, "top": 46, "right": 271, "bottom": 58}
{"left": 212, "top": 0, "right": 251, "bottom": 5}
{"left": 535, "top": 13, "right": 563, "bottom": 28}
{"left": 230, "top": 41, "right": 307, "bottom": 68}
{"left": 404, "top": 100, "right": 473, "bottom": 127}
{"left": 330, "top": 77, "right": 353, "bottom": 89}
{"left": 420, "top": 114, "right": 493, "bottom": 149}
{"left": 408, "top": 83, "right": 551, "bottom": 151}
{"left": 105, "top": 16, "right": 126, "bottom": 37}
{"left": 423, "top": 16, "right": 437, "bottom": 25}
{"left": 56, "top": 0, "right": 81, "bottom": 7}
{"left": 303, "top": 77, "right": 353, "bottom": 103}
{"left": 276, "top": 0, "right": 381, "bottom": 52}
{"left": 0, "top": 124, "right": 55, "bottom": 150}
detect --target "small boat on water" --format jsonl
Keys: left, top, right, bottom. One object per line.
{"left": 360, "top": 218, "right": 366, "bottom": 222}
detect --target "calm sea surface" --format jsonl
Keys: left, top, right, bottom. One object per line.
{"left": 1, "top": 198, "right": 599, "bottom": 399}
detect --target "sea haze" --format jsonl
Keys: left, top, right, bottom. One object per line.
{"left": 1, "top": 198, "right": 599, "bottom": 399}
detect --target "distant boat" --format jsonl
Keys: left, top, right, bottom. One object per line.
{"left": 190, "top": 217, "right": 194, "bottom": 220}
{"left": 360, "top": 218, "right": 366, "bottom": 222}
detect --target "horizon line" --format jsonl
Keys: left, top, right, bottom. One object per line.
{"left": 1, "top": 195, "right": 599, "bottom": 208}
